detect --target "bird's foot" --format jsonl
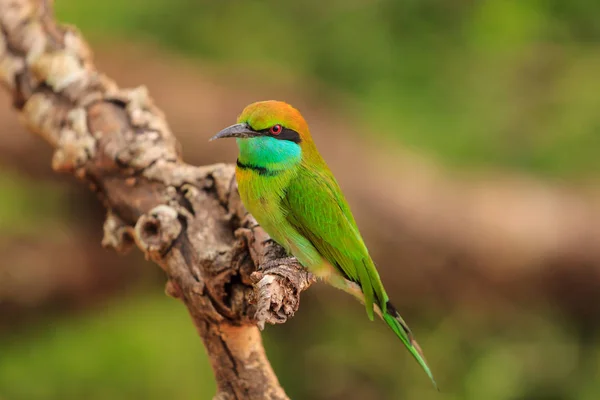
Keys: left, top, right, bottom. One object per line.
{"left": 258, "top": 257, "right": 297, "bottom": 272}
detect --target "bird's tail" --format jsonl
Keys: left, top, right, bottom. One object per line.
{"left": 383, "top": 301, "right": 438, "bottom": 389}
{"left": 327, "top": 275, "right": 437, "bottom": 388}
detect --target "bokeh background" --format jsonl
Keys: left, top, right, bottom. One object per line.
{"left": 1, "top": 1, "right": 600, "bottom": 399}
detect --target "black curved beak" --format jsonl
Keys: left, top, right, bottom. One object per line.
{"left": 209, "top": 123, "right": 258, "bottom": 141}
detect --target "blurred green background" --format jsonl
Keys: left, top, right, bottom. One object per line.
{"left": 1, "top": 1, "right": 600, "bottom": 399}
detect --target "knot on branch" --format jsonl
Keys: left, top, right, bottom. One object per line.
{"left": 135, "top": 204, "right": 181, "bottom": 262}
{"left": 251, "top": 258, "right": 316, "bottom": 330}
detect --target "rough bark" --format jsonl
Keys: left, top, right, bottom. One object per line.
{"left": 0, "top": 1, "right": 315, "bottom": 398}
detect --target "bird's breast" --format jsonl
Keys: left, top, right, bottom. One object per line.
{"left": 235, "top": 166, "right": 292, "bottom": 229}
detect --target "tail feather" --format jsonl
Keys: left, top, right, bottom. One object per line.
{"left": 383, "top": 302, "right": 438, "bottom": 390}
{"left": 327, "top": 276, "right": 437, "bottom": 389}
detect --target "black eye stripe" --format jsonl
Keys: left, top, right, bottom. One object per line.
{"left": 258, "top": 127, "right": 301, "bottom": 143}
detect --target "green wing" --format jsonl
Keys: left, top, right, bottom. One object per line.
{"left": 284, "top": 163, "right": 437, "bottom": 387}
{"left": 283, "top": 164, "right": 387, "bottom": 319}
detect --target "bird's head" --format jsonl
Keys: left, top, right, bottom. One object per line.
{"left": 210, "top": 100, "right": 313, "bottom": 168}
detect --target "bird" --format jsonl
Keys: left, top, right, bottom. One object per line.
{"left": 210, "top": 100, "right": 436, "bottom": 387}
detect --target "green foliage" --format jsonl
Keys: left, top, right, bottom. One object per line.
{"left": 0, "top": 293, "right": 215, "bottom": 400}
{"left": 268, "top": 300, "right": 600, "bottom": 400}
{"left": 2, "top": 292, "right": 598, "bottom": 400}
{"left": 54, "top": 0, "right": 600, "bottom": 178}
{"left": 0, "top": 170, "right": 66, "bottom": 235}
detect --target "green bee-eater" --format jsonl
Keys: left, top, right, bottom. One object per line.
{"left": 211, "top": 100, "right": 436, "bottom": 387}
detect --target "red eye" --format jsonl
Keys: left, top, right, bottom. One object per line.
{"left": 270, "top": 124, "right": 282, "bottom": 135}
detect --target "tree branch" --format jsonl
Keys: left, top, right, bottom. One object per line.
{"left": 0, "top": 1, "right": 315, "bottom": 398}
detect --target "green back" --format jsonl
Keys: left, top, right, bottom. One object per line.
{"left": 282, "top": 159, "right": 388, "bottom": 319}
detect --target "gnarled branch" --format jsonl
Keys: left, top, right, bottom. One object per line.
{"left": 0, "top": 1, "right": 315, "bottom": 398}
